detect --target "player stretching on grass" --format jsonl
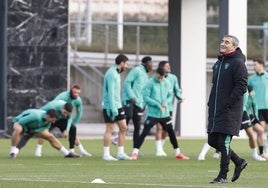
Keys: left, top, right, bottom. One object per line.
{"left": 10, "top": 109, "right": 79, "bottom": 158}
{"left": 17, "top": 85, "right": 91, "bottom": 157}
{"left": 35, "top": 85, "right": 92, "bottom": 157}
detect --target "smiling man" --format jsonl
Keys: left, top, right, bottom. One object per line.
{"left": 207, "top": 35, "right": 248, "bottom": 183}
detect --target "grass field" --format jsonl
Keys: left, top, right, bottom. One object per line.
{"left": 0, "top": 137, "right": 267, "bottom": 188}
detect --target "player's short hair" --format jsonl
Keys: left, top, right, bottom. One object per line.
{"left": 64, "top": 102, "right": 73, "bottom": 113}
{"left": 158, "top": 61, "right": 169, "bottom": 68}
{"left": 115, "top": 54, "right": 129, "bottom": 65}
{"left": 71, "top": 84, "right": 81, "bottom": 90}
{"left": 224, "top": 34, "right": 239, "bottom": 47}
{"left": 141, "top": 56, "right": 152, "bottom": 64}
{"left": 253, "top": 58, "right": 265, "bottom": 67}
{"left": 46, "top": 109, "right": 58, "bottom": 119}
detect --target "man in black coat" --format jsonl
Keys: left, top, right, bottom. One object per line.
{"left": 207, "top": 35, "right": 248, "bottom": 184}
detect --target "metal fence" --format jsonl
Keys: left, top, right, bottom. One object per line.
{"left": 70, "top": 20, "right": 268, "bottom": 63}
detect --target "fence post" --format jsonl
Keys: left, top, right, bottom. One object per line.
{"left": 104, "top": 24, "right": 109, "bottom": 65}
{"left": 263, "top": 22, "right": 268, "bottom": 62}
{"left": 0, "top": 0, "right": 7, "bottom": 132}
{"left": 136, "top": 25, "right": 140, "bottom": 64}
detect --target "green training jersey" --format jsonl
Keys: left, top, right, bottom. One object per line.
{"left": 102, "top": 65, "right": 122, "bottom": 118}
{"left": 165, "top": 73, "right": 182, "bottom": 112}
{"left": 142, "top": 75, "right": 172, "bottom": 118}
{"left": 248, "top": 72, "right": 268, "bottom": 110}
{"left": 123, "top": 65, "right": 148, "bottom": 109}
{"left": 12, "top": 109, "right": 51, "bottom": 133}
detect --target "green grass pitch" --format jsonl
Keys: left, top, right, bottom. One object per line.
{"left": 0, "top": 137, "right": 267, "bottom": 188}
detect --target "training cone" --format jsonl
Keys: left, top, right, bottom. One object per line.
{"left": 91, "top": 178, "right": 105, "bottom": 184}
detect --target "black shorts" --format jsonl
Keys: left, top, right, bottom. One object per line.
{"left": 240, "top": 111, "right": 252, "bottom": 130}
{"left": 258, "top": 109, "right": 268, "bottom": 123}
{"left": 249, "top": 114, "right": 260, "bottom": 125}
{"left": 103, "top": 107, "right": 126, "bottom": 123}
{"left": 145, "top": 116, "right": 173, "bottom": 131}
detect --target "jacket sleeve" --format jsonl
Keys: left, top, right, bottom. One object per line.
{"left": 108, "top": 75, "right": 119, "bottom": 117}
{"left": 72, "top": 98, "right": 83, "bottom": 126}
{"left": 124, "top": 70, "right": 136, "bottom": 100}
{"left": 226, "top": 60, "right": 248, "bottom": 108}
{"left": 142, "top": 82, "right": 162, "bottom": 109}
{"left": 173, "top": 76, "right": 182, "bottom": 100}
{"left": 65, "top": 114, "right": 73, "bottom": 132}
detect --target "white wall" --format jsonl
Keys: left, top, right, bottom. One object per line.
{"left": 228, "top": 0, "right": 247, "bottom": 56}
{"left": 180, "top": 0, "right": 207, "bottom": 137}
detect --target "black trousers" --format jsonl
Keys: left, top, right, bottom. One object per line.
{"left": 134, "top": 116, "right": 178, "bottom": 150}
{"left": 208, "top": 132, "right": 243, "bottom": 178}
{"left": 124, "top": 101, "right": 144, "bottom": 147}
{"left": 17, "top": 119, "right": 76, "bottom": 149}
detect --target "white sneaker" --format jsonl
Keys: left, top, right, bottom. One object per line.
{"left": 103, "top": 155, "right": 118, "bottom": 161}
{"left": 117, "top": 153, "right": 132, "bottom": 160}
{"left": 35, "top": 149, "right": 42, "bottom": 157}
{"left": 213, "top": 152, "right": 220, "bottom": 159}
{"left": 156, "top": 150, "right": 167, "bottom": 157}
{"left": 197, "top": 154, "right": 205, "bottom": 161}
{"left": 261, "top": 152, "right": 268, "bottom": 158}
{"left": 253, "top": 155, "right": 266, "bottom": 161}
{"left": 80, "top": 150, "right": 92, "bottom": 157}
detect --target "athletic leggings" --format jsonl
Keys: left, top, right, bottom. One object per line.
{"left": 124, "top": 101, "right": 144, "bottom": 147}
{"left": 134, "top": 116, "right": 178, "bottom": 149}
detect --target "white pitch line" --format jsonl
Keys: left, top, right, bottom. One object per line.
{"left": 105, "top": 163, "right": 150, "bottom": 166}
{"left": 44, "top": 163, "right": 82, "bottom": 166}
{"left": 0, "top": 177, "right": 251, "bottom": 188}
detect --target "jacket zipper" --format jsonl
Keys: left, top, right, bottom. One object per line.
{"left": 211, "top": 58, "right": 224, "bottom": 133}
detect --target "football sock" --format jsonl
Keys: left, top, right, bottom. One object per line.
{"left": 199, "top": 143, "right": 211, "bottom": 157}
{"left": 103, "top": 147, "right": 110, "bottom": 156}
{"left": 118, "top": 146, "right": 124, "bottom": 155}
{"left": 259, "top": 146, "right": 264, "bottom": 155}
{"left": 60, "top": 147, "right": 69, "bottom": 155}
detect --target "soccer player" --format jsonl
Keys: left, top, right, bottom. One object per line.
{"left": 10, "top": 109, "right": 79, "bottom": 158}
{"left": 102, "top": 54, "right": 132, "bottom": 161}
{"left": 131, "top": 67, "right": 189, "bottom": 160}
{"left": 248, "top": 59, "right": 268, "bottom": 158}
{"left": 154, "top": 61, "right": 182, "bottom": 156}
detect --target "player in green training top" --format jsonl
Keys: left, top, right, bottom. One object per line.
{"left": 155, "top": 61, "right": 183, "bottom": 156}
{"left": 248, "top": 59, "right": 268, "bottom": 158}
{"left": 10, "top": 109, "right": 79, "bottom": 158}
{"left": 15, "top": 100, "right": 81, "bottom": 158}
{"left": 102, "top": 54, "right": 132, "bottom": 161}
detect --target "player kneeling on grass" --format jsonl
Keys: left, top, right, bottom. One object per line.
{"left": 131, "top": 67, "right": 189, "bottom": 160}
{"left": 10, "top": 109, "right": 80, "bottom": 158}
